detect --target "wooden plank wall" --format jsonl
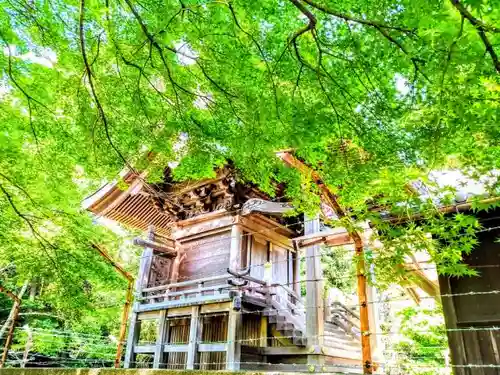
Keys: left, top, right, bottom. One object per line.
{"left": 440, "top": 211, "right": 500, "bottom": 375}
{"left": 241, "top": 314, "right": 262, "bottom": 347}
{"left": 199, "top": 314, "right": 228, "bottom": 370}
{"left": 165, "top": 317, "right": 190, "bottom": 369}
{"left": 178, "top": 231, "right": 231, "bottom": 284}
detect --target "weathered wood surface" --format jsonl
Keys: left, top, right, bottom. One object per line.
{"left": 178, "top": 231, "right": 231, "bottom": 282}
{"left": 439, "top": 213, "right": 500, "bottom": 375}
{"left": 153, "top": 310, "right": 168, "bottom": 368}
{"left": 241, "top": 198, "right": 293, "bottom": 216}
{"left": 226, "top": 308, "right": 242, "bottom": 371}
{"left": 133, "top": 238, "right": 177, "bottom": 257}
{"left": 136, "top": 293, "right": 231, "bottom": 313}
{"left": 200, "top": 314, "right": 228, "bottom": 371}
{"left": 304, "top": 215, "right": 325, "bottom": 346}
{"left": 186, "top": 306, "right": 201, "bottom": 370}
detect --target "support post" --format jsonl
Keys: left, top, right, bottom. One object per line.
{"left": 304, "top": 214, "right": 325, "bottom": 368}
{"left": 0, "top": 286, "right": 21, "bottom": 368}
{"left": 355, "top": 245, "right": 373, "bottom": 374}
{"left": 229, "top": 221, "right": 242, "bottom": 270}
{"left": 293, "top": 244, "right": 301, "bottom": 297}
{"left": 153, "top": 310, "right": 169, "bottom": 368}
{"left": 124, "top": 226, "right": 155, "bottom": 368}
{"left": 277, "top": 152, "right": 373, "bottom": 374}
{"left": 260, "top": 315, "right": 268, "bottom": 363}
{"left": 226, "top": 308, "right": 242, "bottom": 370}
{"left": 186, "top": 306, "right": 201, "bottom": 370}
{"left": 92, "top": 243, "right": 135, "bottom": 368}
{"left": 123, "top": 311, "right": 140, "bottom": 368}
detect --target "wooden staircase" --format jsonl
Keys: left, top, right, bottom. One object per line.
{"left": 263, "top": 286, "right": 361, "bottom": 351}
{"left": 230, "top": 271, "right": 361, "bottom": 354}
{"left": 263, "top": 308, "right": 307, "bottom": 346}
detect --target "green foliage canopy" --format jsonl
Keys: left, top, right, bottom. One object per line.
{"left": 1, "top": 0, "right": 500, "bottom": 322}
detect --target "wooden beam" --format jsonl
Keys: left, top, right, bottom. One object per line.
{"left": 163, "top": 344, "right": 189, "bottom": 353}
{"left": 124, "top": 226, "right": 155, "bottom": 368}
{"left": 229, "top": 223, "right": 242, "bottom": 270}
{"left": 153, "top": 310, "right": 168, "bottom": 368}
{"left": 439, "top": 276, "right": 468, "bottom": 375}
{"left": 226, "top": 308, "right": 242, "bottom": 370}
{"left": 241, "top": 198, "right": 293, "bottom": 216}
{"left": 198, "top": 343, "right": 227, "bottom": 352}
{"left": 295, "top": 231, "right": 353, "bottom": 249}
{"left": 136, "top": 294, "right": 231, "bottom": 313}
{"left": 91, "top": 243, "right": 134, "bottom": 368}
{"left": 124, "top": 312, "right": 140, "bottom": 367}
{"left": 304, "top": 214, "right": 325, "bottom": 368}
{"left": 186, "top": 306, "right": 201, "bottom": 370}
{"left": 133, "top": 345, "right": 156, "bottom": 354}
{"left": 0, "top": 285, "right": 21, "bottom": 368}
{"left": 259, "top": 315, "right": 268, "bottom": 353}
{"left": 133, "top": 238, "right": 177, "bottom": 257}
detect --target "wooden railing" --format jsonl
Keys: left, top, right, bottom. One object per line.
{"left": 138, "top": 274, "right": 230, "bottom": 304}
{"left": 327, "top": 301, "right": 361, "bottom": 338}
{"left": 269, "top": 283, "right": 306, "bottom": 332}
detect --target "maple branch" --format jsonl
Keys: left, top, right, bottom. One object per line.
{"left": 300, "top": 0, "right": 414, "bottom": 33}
{"left": 450, "top": 0, "right": 500, "bottom": 33}
{"left": 450, "top": 0, "right": 500, "bottom": 73}
{"left": 79, "top": 0, "right": 135, "bottom": 170}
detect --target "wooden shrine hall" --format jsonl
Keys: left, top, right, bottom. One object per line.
{"left": 85, "top": 167, "right": 371, "bottom": 373}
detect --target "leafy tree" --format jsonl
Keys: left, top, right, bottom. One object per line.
{"left": 386, "top": 306, "right": 449, "bottom": 375}
{"left": 0, "top": 0, "right": 499, "bottom": 353}
{"left": 322, "top": 246, "right": 356, "bottom": 294}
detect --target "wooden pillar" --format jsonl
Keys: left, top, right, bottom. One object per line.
{"left": 293, "top": 249, "right": 301, "bottom": 296}
{"left": 124, "top": 226, "right": 155, "bottom": 368}
{"left": 153, "top": 310, "right": 169, "bottom": 368}
{"left": 438, "top": 276, "right": 468, "bottom": 375}
{"left": 355, "top": 245, "right": 373, "bottom": 374}
{"left": 123, "top": 312, "right": 140, "bottom": 368}
{"left": 226, "top": 308, "right": 242, "bottom": 370}
{"left": 304, "top": 214, "right": 325, "bottom": 367}
{"left": 366, "top": 276, "right": 380, "bottom": 358}
{"left": 259, "top": 316, "right": 268, "bottom": 347}
{"left": 260, "top": 315, "right": 268, "bottom": 364}
{"left": 186, "top": 306, "right": 202, "bottom": 370}
{"left": 229, "top": 221, "right": 242, "bottom": 270}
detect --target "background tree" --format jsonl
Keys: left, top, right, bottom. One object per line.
{"left": 0, "top": 0, "right": 499, "bottom": 362}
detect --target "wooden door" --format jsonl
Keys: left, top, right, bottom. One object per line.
{"left": 250, "top": 236, "right": 267, "bottom": 281}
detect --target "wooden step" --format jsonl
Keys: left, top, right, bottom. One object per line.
{"left": 267, "top": 314, "right": 286, "bottom": 324}
{"left": 275, "top": 322, "right": 294, "bottom": 331}
{"left": 292, "top": 336, "right": 307, "bottom": 346}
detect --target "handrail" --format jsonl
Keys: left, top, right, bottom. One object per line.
{"left": 328, "top": 301, "right": 361, "bottom": 338}
{"left": 227, "top": 269, "right": 268, "bottom": 286}
{"left": 330, "top": 301, "right": 360, "bottom": 321}
{"left": 278, "top": 284, "right": 303, "bottom": 305}
{"left": 139, "top": 284, "right": 229, "bottom": 301}
{"left": 142, "top": 274, "right": 229, "bottom": 293}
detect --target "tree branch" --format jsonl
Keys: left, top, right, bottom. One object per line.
{"left": 288, "top": 0, "right": 317, "bottom": 45}
{"left": 300, "top": 0, "right": 414, "bottom": 33}
{"left": 0, "top": 184, "right": 58, "bottom": 270}
{"left": 79, "top": 0, "right": 134, "bottom": 170}
{"left": 450, "top": 0, "right": 500, "bottom": 73}
{"left": 450, "top": 0, "right": 500, "bottom": 33}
